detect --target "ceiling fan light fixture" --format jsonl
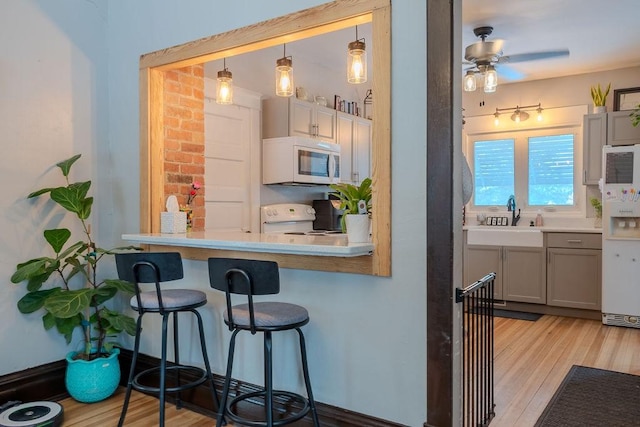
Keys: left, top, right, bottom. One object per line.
{"left": 484, "top": 66, "right": 498, "bottom": 92}
{"left": 464, "top": 71, "right": 476, "bottom": 92}
{"left": 347, "top": 26, "right": 367, "bottom": 84}
{"left": 275, "top": 44, "right": 294, "bottom": 97}
{"left": 216, "top": 58, "right": 233, "bottom": 105}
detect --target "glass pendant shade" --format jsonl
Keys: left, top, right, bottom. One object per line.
{"left": 216, "top": 69, "right": 233, "bottom": 105}
{"left": 484, "top": 66, "right": 498, "bottom": 93}
{"left": 494, "top": 112, "right": 500, "bottom": 126}
{"left": 463, "top": 71, "right": 476, "bottom": 92}
{"left": 275, "top": 57, "right": 294, "bottom": 97}
{"left": 511, "top": 110, "right": 529, "bottom": 123}
{"left": 347, "top": 40, "right": 367, "bottom": 84}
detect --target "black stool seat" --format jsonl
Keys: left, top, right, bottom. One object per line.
{"left": 209, "top": 257, "right": 320, "bottom": 427}
{"left": 224, "top": 302, "right": 309, "bottom": 328}
{"left": 116, "top": 252, "right": 220, "bottom": 427}
{"left": 131, "top": 289, "right": 207, "bottom": 311}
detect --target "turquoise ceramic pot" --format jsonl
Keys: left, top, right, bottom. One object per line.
{"left": 65, "top": 348, "right": 120, "bottom": 403}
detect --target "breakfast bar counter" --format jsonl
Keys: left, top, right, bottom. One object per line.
{"left": 122, "top": 231, "right": 374, "bottom": 257}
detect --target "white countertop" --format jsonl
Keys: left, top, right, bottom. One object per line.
{"left": 122, "top": 231, "right": 374, "bottom": 257}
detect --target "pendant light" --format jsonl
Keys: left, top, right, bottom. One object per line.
{"left": 347, "top": 26, "right": 367, "bottom": 84}
{"left": 275, "top": 44, "right": 294, "bottom": 97}
{"left": 463, "top": 71, "right": 476, "bottom": 92}
{"left": 216, "top": 58, "right": 233, "bottom": 105}
{"left": 484, "top": 65, "right": 497, "bottom": 93}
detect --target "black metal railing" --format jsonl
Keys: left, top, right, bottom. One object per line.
{"left": 456, "top": 272, "right": 496, "bottom": 427}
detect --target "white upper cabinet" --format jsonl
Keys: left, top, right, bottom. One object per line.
{"left": 263, "top": 97, "right": 336, "bottom": 143}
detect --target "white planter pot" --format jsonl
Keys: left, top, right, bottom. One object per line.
{"left": 345, "top": 214, "right": 371, "bottom": 243}
{"left": 593, "top": 106, "right": 607, "bottom": 114}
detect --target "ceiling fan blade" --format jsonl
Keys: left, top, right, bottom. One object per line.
{"left": 498, "top": 49, "right": 570, "bottom": 64}
{"left": 497, "top": 64, "right": 525, "bottom": 81}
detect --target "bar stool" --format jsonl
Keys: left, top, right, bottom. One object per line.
{"left": 115, "top": 252, "right": 220, "bottom": 427}
{"left": 208, "top": 257, "right": 320, "bottom": 427}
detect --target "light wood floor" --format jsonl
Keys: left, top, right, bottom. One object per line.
{"left": 60, "top": 388, "right": 217, "bottom": 426}
{"left": 491, "top": 314, "right": 640, "bottom": 426}
{"left": 57, "top": 315, "right": 640, "bottom": 426}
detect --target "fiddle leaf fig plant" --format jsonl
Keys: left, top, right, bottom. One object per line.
{"left": 10, "top": 154, "right": 142, "bottom": 360}
{"left": 329, "top": 177, "right": 372, "bottom": 231}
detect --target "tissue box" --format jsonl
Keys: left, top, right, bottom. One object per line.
{"left": 161, "top": 211, "right": 187, "bottom": 233}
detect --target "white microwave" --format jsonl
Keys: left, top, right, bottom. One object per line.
{"left": 263, "top": 136, "right": 340, "bottom": 185}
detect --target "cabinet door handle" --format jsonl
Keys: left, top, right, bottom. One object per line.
{"left": 583, "top": 169, "right": 587, "bottom": 183}
{"left": 566, "top": 239, "right": 582, "bottom": 244}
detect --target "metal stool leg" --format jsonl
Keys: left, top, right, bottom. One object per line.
{"left": 264, "top": 331, "right": 273, "bottom": 426}
{"left": 159, "top": 312, "right": 170, "bottom": 427}
{"left": 118, "top": 313, "right": 144, "bottom": 427}
{"left": 297, "top": 328, "right": 320, "bottom": 427}
{"left": 216, "top": 329, "right": 240, "bottom": 427}
{"left": 192, "top": 308, "right": 221, "bottom": 409}
{"left": 173, "top": 311, "right": 183, "bottom": 409}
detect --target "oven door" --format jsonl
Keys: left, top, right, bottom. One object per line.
{"left": 294, "top": 146, "right": 340, "bottom": 184}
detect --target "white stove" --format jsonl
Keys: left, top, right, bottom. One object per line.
{"left": 260, "top": 203, "right": 343, "bottom": 236}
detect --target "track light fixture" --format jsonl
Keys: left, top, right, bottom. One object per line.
{"left": 216, "top": 58, "right": 233, "bottom": 105}
{"left": 275, "top": 44, "right": 294, "bottom": 97}
{"left": 493, "top": 103, "right": 543, "bottom": 125}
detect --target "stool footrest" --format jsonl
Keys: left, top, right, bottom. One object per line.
{"left": 226, "top": 389, "right": 311, "bottom": 427}
{"left": 132, "top": 365, "right": 207, "bottom": 394}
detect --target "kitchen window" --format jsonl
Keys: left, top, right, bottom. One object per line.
{"left": 470, "top": 127, "right": 579, "bottom": 212}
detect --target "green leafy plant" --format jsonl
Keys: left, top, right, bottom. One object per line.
{"left": 10, "top": 154, "right": 141, "bottom": 360}
{"left": 631, "top": 103, "right": 640, "bottom": 127}
{"left": 590, "top": 83, "right": 611, "bottom": 107}
{"left": 590, "top": 197, "right": 602, "bottom": 218}
{"left": 329, "top": 178, "right": 372, "bottom": 231}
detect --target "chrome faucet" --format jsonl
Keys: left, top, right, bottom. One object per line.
{"left": 507, "top": 195, "right": 520, "bottom": 226}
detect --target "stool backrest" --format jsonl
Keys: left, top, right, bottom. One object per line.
{"left": 208, "top": 258, "right": 280, "bottom": 333}
{"left": 115, "top": 252, "right": 184, "bottom": 313}
{"left": 208, "top": 258, "right": 279, "bottom": 295}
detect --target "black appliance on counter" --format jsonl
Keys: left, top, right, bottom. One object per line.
{"left": 312, "top": 199, "right": 344, "bottom": 231}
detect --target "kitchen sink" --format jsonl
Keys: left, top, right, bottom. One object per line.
{"left": 466, "top": 226, "right": 543, "bottom": 247}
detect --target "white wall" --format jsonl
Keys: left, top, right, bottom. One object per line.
{"left": 0, "top": 0, "right": 108, "bottom": 373}
{"left": 0, "top": 1, "right": 429, "bottom": 426}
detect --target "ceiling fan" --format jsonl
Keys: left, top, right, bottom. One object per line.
{"left": 463, "top": 26, "right": 569, "bottom": 93}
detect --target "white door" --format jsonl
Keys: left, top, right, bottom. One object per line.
{"left": 204, "top": 94, "right": 258, "bottom": 232}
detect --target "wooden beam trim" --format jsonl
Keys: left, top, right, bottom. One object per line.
{"left": 139, "top": 0, "right": 388, "bottom": 70}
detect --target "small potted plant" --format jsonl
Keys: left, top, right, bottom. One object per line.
{"left": 329, "top": 178, "right": 372, "bottom": 243}
{"left": 590, "top": 83, "right": 611, "bottom": 113}
{"left": 590, "top": 197, "right": 602, "bottom": 228}
{"left": 10, "top": 154, "right": 142, "bottom": 402}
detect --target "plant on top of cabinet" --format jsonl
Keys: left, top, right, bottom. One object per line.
{"left": 631, "top": 103, "right": 640, "bottom": 127}
{"left": 590, "top": 83, "right": 611, "bottom": 111}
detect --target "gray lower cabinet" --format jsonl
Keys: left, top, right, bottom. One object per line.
{"left": 546, "top": 233, "right": 602, "bottom": 310}
{"left": 464, "top": 244, "right": 503, "bottom": 300}
{"left": 463, "top": 239, "right": 546, "bottom": 303}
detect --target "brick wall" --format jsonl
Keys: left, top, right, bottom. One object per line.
{"left": 163, "top": 65, "right": 205, "bottom": 230}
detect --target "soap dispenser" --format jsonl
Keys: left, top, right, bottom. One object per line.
{"left": 535, "top": 210, "right": 544, "bottom": 227}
